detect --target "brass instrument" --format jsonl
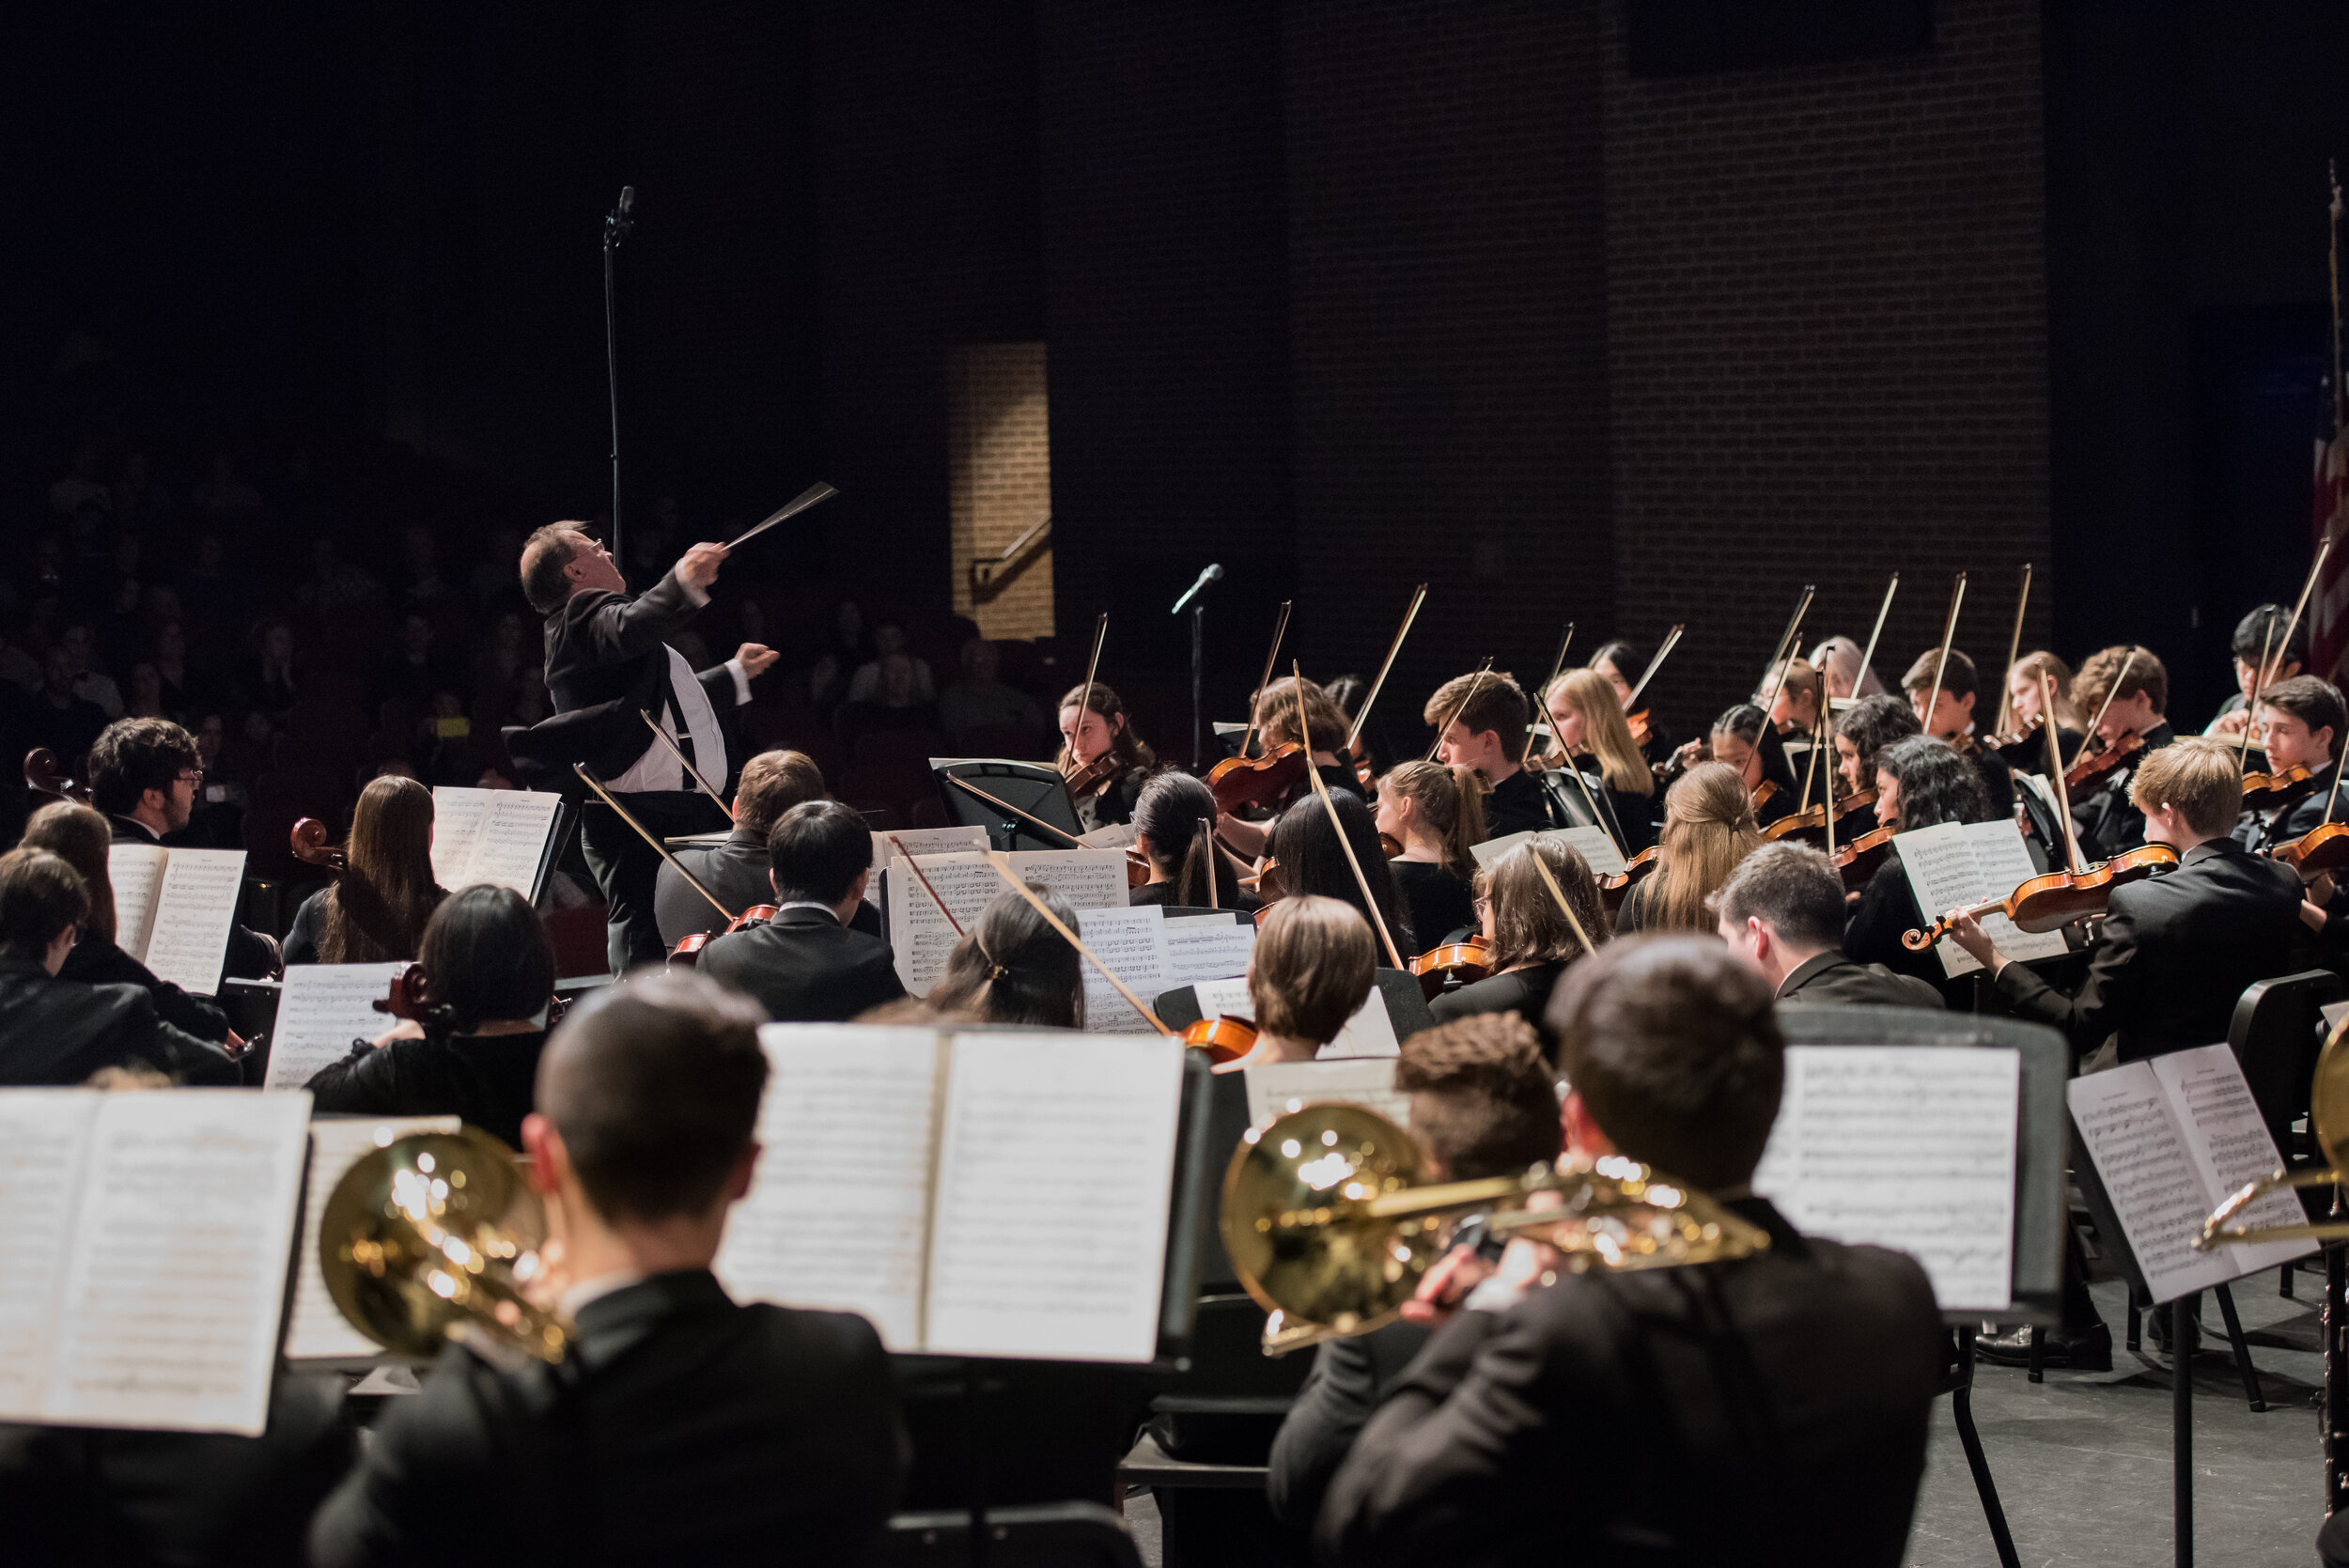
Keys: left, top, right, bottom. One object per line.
{"left": 1222, "top": 1103, "right": 1770, "bottom": 1354}
{"left": 319, "top": 1126, "right": 573, "bottom": 1365}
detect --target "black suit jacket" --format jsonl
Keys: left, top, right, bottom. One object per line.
{"left": 303, "top": 1029, "right": 549, "bottom": 1151}
{"left": 1994, "top": 837, "right": 2305, "bottom": 1063}
{"left": 534, "top": 570, "right": 736, "bottom": 784}
{"left": 2234, "top": 768, "right": 2345, "bottom": 854}
{"left": 652, "top": 829, "right": 887, "bottom": 947}
{"left": 58, "top": 937, "right": 233, "bottom": 1042}
{"left": 105, "top": 815, "right": 277, "bottom": 982}
{"left": 1315, "top": 1199, "right": 1941, "bottom": 1568}
{"left": 0, "top": 956, "right": 240, "bottom": 1085}
{"left": 1776, "top": 951, "right": 1946, "bottom": 1010}
{"left": 308, "top": 1269, "right": 907, "bottom": 1568}
{"left": 697, "top": 905, "right": 906, "bottom": 1022}
{"left": 1267, "top": 1322, "right": 1431, "bottom": 1532}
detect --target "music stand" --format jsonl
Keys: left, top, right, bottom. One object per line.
{"left": 931, "top": 758, "right": 1084, "bottom": 852}
{"left": 1154, "top": 969, "right": 1437, "bottom": 1047}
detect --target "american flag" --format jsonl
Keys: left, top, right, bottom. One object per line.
{"left": 2313, "top": 430, "right": 2349, "bottom": 682}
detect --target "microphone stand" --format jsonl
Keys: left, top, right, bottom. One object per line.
{"left": 603, "top": 187, "right": 634, "bottom": 567}
{"left": 1191, "top": 600, "right": 1206, "bottom": 771}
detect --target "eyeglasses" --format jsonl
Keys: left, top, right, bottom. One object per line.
{"left": 176, "top": 769, "right": 206, "bottom": 785}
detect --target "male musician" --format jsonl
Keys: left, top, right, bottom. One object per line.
{"left": 1712, "top": 843, "right": 1944, "bottom": 1009}
{"left": 1317, "top": 937, "right": 1942, "bottom": 1566}
{"left": 1422, "top": 671, "right": 1569, "bottom": 839}
{"left": 1898, "top": 648, "right": 2015, "bottom": 816}
{"left": 696, "top": 800, "right": 905, "bottom": 1022}
{"left": 2205, "top": 602, "right": 2308, "bottom": 737}
{"left": 86, "top": 717, "right": 278, "bottom": 979}
{"left": 310, "top": 972, "right": 907, "bottom": 1565}
{"left": 1267, "top": 1012, "right": 1565, "bottom": 1534}
{"left": 515, "top": 522, "right": 779, "bottom": 970}
{"left": 653, "top": 749, "right": 883, "bottom": 948}
{"left": 0, "top": 847, "right": 239, "bottom": 1085}
{"left": 1949, "top": 737, "right": 2302, "bottom": 1064}
{"left": 2233, "top": 675, "right": 2346, "bottom": 853}
{"left": 2066, "top": 644, "right": 2176, "bottom": 857}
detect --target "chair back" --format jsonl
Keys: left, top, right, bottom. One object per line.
{"left": 2228, "top": 969, "right": 2346, "bottom": 1163}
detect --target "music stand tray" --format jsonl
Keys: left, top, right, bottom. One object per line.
{"left": 931, "top": 757, "right": 1084, "bottom": 852}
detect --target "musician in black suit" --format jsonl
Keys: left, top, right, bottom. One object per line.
{"left": 0, "top": 847, "right": 239, "bottom": 1085}
{"left": 2066, "top": 644, "right": 2177, "bottom": 859}
{"left": 1716, "top": 842, "right": 1945, "bottom": 1010}
{"left": 310, "top": 972, "right": 907, "bottom": 1566}
{"left": 1952, "top": 737, "right": 2305, "bottom": 1064}
{"left": 516, "top": 523, "right": 779, "bottom": 971}
{"left": 697, "top": 801, "right": 905, "bottom": 1023}
{"left": 86, "top": 718, "right": 278, "bottom": 981}
{"left": 1317, "top": 937, "right": 1943, "bottom": 1568}
{"left": 2232, "top": 675, "right": 2346, "bottom": 853}
{"left": 653, "top": 749, "right": 884, "bottom": 948}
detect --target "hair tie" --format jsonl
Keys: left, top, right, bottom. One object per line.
{"left": 973, "top": 931, "right": 1010, "bottom": 983}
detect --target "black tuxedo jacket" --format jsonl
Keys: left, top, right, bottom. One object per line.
{"left": 58, "top": 936, "right": 233, "bottom": 1041}
{"left": 697, "top": 905, "right": 906, "bottom": 1023}
{"left": 105, "top": 814, "right": 277, "bottom": 982}
{"left": 652, "top": 829, "right": 886, "bottom": 948}
{"left": 1316, "top": 1199, "right": 1941, "bottom": 1568}
{"left": 1994, "top": 837, "right": 2305, "bottom": 1063}
{"left": 0, "top": 956, "right": 240, "bottom": 1085}
{"left": 2234, "top": 768, "right": 2346, "bottom": 854}
{"left": 1776, "top": 951, "right": 1945, "bottom": 1010}
{"left": 309, "top": 1269, "right": 906, "bottom": 1568}
{"left": 531, "top": 570, "right": 735, "bottom": 784}
{"left": 1268, "top": 1321, "right": 1431, "bottom": 1532}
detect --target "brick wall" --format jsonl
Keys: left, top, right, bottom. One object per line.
{"left": 947, "top": 342, "right": 1055, "bottom": 640}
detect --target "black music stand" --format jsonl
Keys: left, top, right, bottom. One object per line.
{"left": 931, "top": 758, "right": 1083, "bottom": 852}
{"left": 1154, "top": 969, "right": 1438, "bottom": 1047}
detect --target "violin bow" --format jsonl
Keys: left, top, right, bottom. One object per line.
{"left": 1623, "top": 624, "right": 1685, "bottom": 711}
{"left": 1299, "top": 665, "right": 1408, "bottom": 970}
{"left": 1345, "top": 583, "right": 1428, "bottom": 755}
{"left": 2238, "top": 620, "right": 2279, "bottom": 779}
{"left": 2070, "top": 647, "right": 2139, "bottom": 776}
{"left": 1756, "top": 589, "right": 1816, "bottom": 716}
{"left": 1991, "top": 564, "right": 2032, "bottom": 740}
{"left": 573, "top": 764, "right": 738, "bottom": 921}
{"left": 941, "top": 773, "right": 1085, "bottom": 848}
{"left": 1528, "top": 621, "right": 1577, "bottom": 756}
{"left": 1558, "top": 747, "right": 1626, "bottom": 860}
{"left": 889, "top": 834, "right": 963, "bottom": 936}
{"left": 1522, "top": 841, "right": 1598, "bottom": 957}
{"left": 1197, "top": 817, "right": 1219, "bottom": 910}
{"left": 979, "top": 852, "right": 1172, "bottom": 1035}
{"left": 1821, "top": 695, "right": 1838, "bottom": 858}
{"left": 2043, "top": 673, "right": 2087, "bottom": 874}
{"left": 1423, "top": 659, "right": 1495, "bottom": 765}
{"left": 2244, "top": 534, "right": 2339, "bottom": 769}
{"left": 639, "top": 709, "right": 736, "bottom": 823}
{"left": 1921, "top": 572, "right": 1968, "bottom": 737}
{"left": 1066, "top": 612, "right": 1109, "bottom": 777}
{"left": 1797, "top": 694, "right": 1823, "bottom": 813}
{"left": 1850, "top": 572, "right": 1900, "bottom": 706}
{"left": 1235, "top": 600, "right": 1293, "bottom": 763}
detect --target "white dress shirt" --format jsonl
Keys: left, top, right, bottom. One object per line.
{"left": 607, "top": 579, "right": 752, "bottom": 794}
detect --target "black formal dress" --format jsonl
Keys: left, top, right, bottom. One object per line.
{"left": 651, "top": 828, "right": 887, "bottom": 948}
{"left": 1427, "top": 960, "right": 1569, "bottom": 1032}
{"left": 105, "top": 813, "right": 278, "bottom": 981}
{"left": 303, "top": 1029, "right": 549, "bottom": 1151}
{"left": 1266, "top": 1322, "right": 1432, "bottom": 1532}
{"left": 58, "top": 936, "right": 233, "bottom": 1042}
{"left": 1775, "top": 951, "right": 1946, "bottom": 1010}
{"left": 1074, "top": 764, "right": 1149, "bottom": 833}
{"left": 697, "top": 905, "right": 907, "bottom": 1023}
{"left": 1993, "top": 838, "right": 2305, "bottom": 1063}
{"left": 1315, "top": 1199, "right": 1942, "bottom": 1568}
{"left": 2069, "top": 722, "right": 2177, "bottom": 859}
{"left": 0, "top": 956, "right": 239, "bottom": 1085}
{"left": 1967, "top": 742, "right": 2016, "bottom": 817}
{"left": 1481, "top": 768, "right": 1564, "bottom": 839}
{"left": 308, "top": 1269, "right": 907, "bottom": 1567}
{"left": 1843, "top": 851, "right": 1972, "bottom": 1011}
{"left": 1390, "top": 860, "right": 1477, "bottom": 949}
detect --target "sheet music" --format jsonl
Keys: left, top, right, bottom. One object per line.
{"left": 1074, "top": 906, "right": 1172, "bottom": 1033}
{"left": 108, "top": 844, "right": 168, "bottom": 966}
{"left": 0, "top": 1092, "right": 100, "bottom": 1420}
{"left": 2151, "top": 1045, "right": 2313, "bottom": 1277}
{"left": 262, "top": 962, "right": 413, "bottom": 1089}
{"left": 1470, "top": 826, "right": 1625, "bottom": 878}
{"left": 1190, "top": 977, "right": 1401, "bottom": 1060}
{"left": 886, "top": 850, "right": 1133, "bottom": 996}
{"left": 1750, "top": 1047, "right": 2018, "bottom": 1312}
{"left": 926, "top": 1032, "right": 1183, "bottom": 1361}
{"left": 715, "top": 1027, "right": 941, "bottom": 1351}
{"left": 867, "top": 826, "right": 988, "bottom": 907}
{"left": 465, "top": 791, "right": 562, "bottom": 895}
{"left": 1244, "top": 1058, "right": 1411, "bottom": 1130}
{"left": 1895, "top": 821, "right": 2068, "bottom": 978}
{"left": 2069, "top": 1064, "right": 2256, "bottom": 1303}
{"left": 1007, "top": 849, "right": 1131, "bottom": 916}
{"left": 1165, "top": 921, "right": 1255, "bottom": 986}
{"left": 286, "top": 1115, "right": 459, "bottom": 1359}
{"left": 140, "top": 848, "right": 246, "bottom": 995}
{"left": 1078, "top": 823, "right": 1140, "bottom": 851}
{"left": 428, "top": 787, "right": 489, "bottom": 888}
{"left": 43, "top": 1091, "right": 311, "bottom": 1435}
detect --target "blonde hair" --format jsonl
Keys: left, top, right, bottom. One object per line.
{"left": 1546, "top": 668, "right": 1654, "bottom": 797}
{"left": 2131, "top": 737, "right": 2245, "bottom": 838}
{"left": 1475, "top": 838, "right": 1610, "bottom": 971}
{"left": 2008, "top": 651, "right": 2081, "bottom": 732}
{"left": 1253, "top": 676, "right": 1350, "bottom": 754}
{"left": 1378, "top": 762, "right": 1488, "bottom": 879}
{"left": 1249, "top": 895, "right": 1377, "bottom": 1047}
{"left": 1643, "top": 762, "right": 1764, "bottom": 932}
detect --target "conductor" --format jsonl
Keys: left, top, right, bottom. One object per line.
{"left": 517, "top": 523, "right": 778, "bottom": 970}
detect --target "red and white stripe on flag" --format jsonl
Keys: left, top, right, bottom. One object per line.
{"left": 2313, "top": 431, "right": 2349, "bottom": 683}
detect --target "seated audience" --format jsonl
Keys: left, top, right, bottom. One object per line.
{"left": 1613, "top": 761, "right": 1762, "bottom": 934}
{"left": 22, "top": 644, "right": 109, "bottom": 777}
{"left": 303, "top": 886, "right": 556, "bottom": 1149}
{"left": 654, "top": 750, "right": 885, "bottom": 948}
{"left": 1221, "top": 895, "right": 1377, "bottom": 1069}
{"left": 0, "top": 847, "right": 237, "bottom": 1085}
{"left": 937, "top": 636, "right": 1042, "bottom": 747}
{"left": 86, "top": 716, "right": 277, "bottom": 978}
{"left": 1316, "top": 937, "right": 1943, "bottom": 1566}
{"left": 1129, "top": 770, "right": 1247, "bottom": 908}
{"left": 308, "top": 972, "right": 907, "bottom": 1564}
{"left": 1375, "top": 762, "right": 1484, "bottom": 946}
{"left": 1713, "top": 842, "right": 1943, "bottom": 1008}
{"left": 696, "top": 800, "right": 905, "bottom": 1024}
{"left": 1263, "top": 790, "right": 1415, "bottom": 956}
{"left": 284, "top": 776, "right": 446, "bottom": 965}
{"left": 926, "top": 883, "right": 1085, "bottom": 1028}
{"left": 1429, "top": 837, "right": 1608, "bottom": 1030}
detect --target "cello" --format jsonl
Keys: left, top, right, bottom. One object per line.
{"left": 23, "top": 748, "right": 92, "bottom": 806}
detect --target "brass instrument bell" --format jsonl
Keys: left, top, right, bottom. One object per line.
{"left": 1222, "top": 1103, "right": 1771, "bottom": 1354}
{"left": 2199, "top": 1017, "right": 2349, "bottom": 1250}
{"left": 319, "top": 1126, "right": 572, "bottom": 1364}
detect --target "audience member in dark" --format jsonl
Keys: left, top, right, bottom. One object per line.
{"left": 938, "top": 636, "right": 1043, "bottom": 747}
{"left": 697, "top": 800, "right": 905, "bottom": 1023}
{"left": 243, "top": 619, "right": 300, "bottom": 717}
{"left": 21, "top": 644, "right": 109, "bottom": 776}
{"left": 284, "top": 776, "right": 448, "bottom": 966}
{"left": 926, "top": 884, "right": 1084, "bottom": 1028}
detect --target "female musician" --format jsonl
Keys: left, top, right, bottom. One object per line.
{"left": 1831, "top": 693, "right": 1922, "bottom": 800}
{"left": 1222, "top": 894, "right": 1377, "bottom": 1070}
{"left": 1589, "top": 639, "right": 1674, "bottom": 769}
{"left": 1807, "top": 635, "right": 1888, "bottom": 704}
{"left": 1997, "top": 650, "right": 2086, "bottom": 765}
{"left": 1056, "top": 681, "right": 1157, "bottom": 832}
{"left": 1762, "top": 658, "right": 1825, "bottom": 739}
{"left": 1263, "top": 790, "right": 1417, "bottom": 955}
{"left": 1428, "top": 836, "right": 1609, "bottom": 1028}
{"left": 283, "top": 775, "right": 447, "bottom": 967}
{"left": 926, "top": 883, "right": 1086, "bottom": 1029}
{"left": 1375, "top": 761, "right": 1486, "bottom": 946}
{"left": 1612, "top": 763, "right": 1763, "bottom": 935}
{"left": 1843, "top": 735, "right": 1995, "bottom": 1006}
{"left": 1699, "top": 704, "right": 1799, "bottom": 829}
{"left": 21, "top": 800, "right": 235, "bottom": 1045}
{"left": 1215, "top": 675, "right": 1359, "bottom": 859}
{"left": 302, "top": 885, "right": 557, "bottom": 1149}
{"left": 1543, "top": 668, "right": 1659, "bottom": 850}
{"left": 1129, "top": 772, "right": 1249, "bottom": 909}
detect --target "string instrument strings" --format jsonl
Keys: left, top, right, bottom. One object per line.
{"left": 639, "top": 709, "right": 735, "bottom": 822}
{"left": 1423, "top": 659, "right": 1496, "bottom": 766}
{"left": 1345, "top": 582, "right": 1431, "bottom": 759}
{"left": 1990, "top": 563, "right": 2031, "bottom": 740}
{"left": 1849, "top": 571, "right": 1899, "bottom": 707}
{"left": 572, "top": 763, "right": 738, "bottom": 921}
{"left": 1297, "top": 664, "right": 1408, "bottom": 970}
{"left": 978, "top": 851, "right": 1172, "bottom": 1035}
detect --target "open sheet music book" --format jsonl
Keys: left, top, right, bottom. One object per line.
{"left": 0, "top": 1088, "right": 312, "bottom": 1435}
{"left": 715, "top": 1025, "right": 1185, "bottom": 1361}
{"left": 286, "top": 1114, "right": 461, "bottom": 1359}
{"left": 261, "top": 961, "right": 414, "bottom": 1090}
{"left": 865, "top": 826, "right": 989, "bottom": 907}
{"left": 1471, "top": 825, "right": 1626, "bottom": 877}
{"left": 1893, "top": 819, "right": 2071, "bottom": 977}
{"left": 1244, "top": 1057, "right": 1411, "bottom": 1130}
{"left": 1751, "top": 1046, "right": 2020, "bottom": 1312}
{"left": 428, "top": 786, "right": 563, "bottom": 897}
{"left": 108, "top": 844, "right": 246, "bottom": 996}
{"left": 1070, "top": 906, "right": 1260, "bottom": 1033}
{"left": 1190, "top": 975, "right": 1401, "bottom": 1059}
{"left": 2068, "top": 1043, "right": 2314, "bottom": 1303}
{"left": 882, "top": 849, "right": 1130, "bottom": 995}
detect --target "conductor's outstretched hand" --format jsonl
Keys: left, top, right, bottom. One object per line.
{"left": 737, "top": 643, "right": 780, "bottom": 679}
{"left": 677, "top": 541, "right": 730, "bottom": 594}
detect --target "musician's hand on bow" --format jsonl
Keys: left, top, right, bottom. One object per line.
{"left": 1944, "top": 909, "right": 2000, "bottom": 970}
{"left": 677, "top": 541, "right": 730, "bottom": 594}
{"left": 736, "top": 643, "right": 780, "bottom": 679}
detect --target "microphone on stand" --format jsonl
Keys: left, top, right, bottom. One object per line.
{"left": 1172, "top": 563, "right": 1224, "bottom": 615}
{"left": 609, "top": 185, "right": 636, "bottom": 246}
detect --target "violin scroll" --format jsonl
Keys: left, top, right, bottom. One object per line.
{"left": 290, "top": 817, "right": 349, "bottom": 873}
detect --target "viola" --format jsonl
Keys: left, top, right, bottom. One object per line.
{"left": 1597, "top": 846, "right": 1659, "bottom": 914}
{"left": 2241, "top": 764, "right": 2318, "bottom": 809}
{"left": 1409, "top": 937, "right": 1495, "bottom": 1000}
{"left": 667, "top": 902, "right": 779, "bottom": 966}
{"left": 1829, "top": 823, "right": 1897, "bottom": 893}
{"left": 1063, "top": 752, "right": 1121, "bottom": 800}
{"left": 1207, "top": 743, "right": 1308, "bottom": 814}
{"left": 1902, "top": 843, "right": 2181, "bottom": 951}
{"left": 289, "top": 817, "right": 348, "bottom": 873}
{"left": 2062, "top": 734, "right": 2143, "bottom": 793}
{"left": 23, "top": 748, "right": 91, "bottom": 806}
{"left": 2274, "top": 821, "right": 2349, "bottom": 878}
{"left": 1182, "top": 1014, "right": 1258, "bottom": 1065}
{"left": 1762, "top": 788, "right": 1877, "bottom": 846}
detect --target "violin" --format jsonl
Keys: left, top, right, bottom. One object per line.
{"left": 2241, "top": 764, "right": 2318, "bottom": 809}
{"left": 2063, "top": 733, "right": 2142, "bottom": 793}
{"left": 1982, "top": 712, "right": 2044, "bottom": 754}
{"left": 1626, "top": 709, "right": 1654, "bottom": 752}
{"left": 1207, "top": 743, "right": 1309, "bottom": 814}
{"left": 1829, "top": 823, "right": 1897, "bottom": 893}
{"left": 1901, "top": 843, "right": 2180, "bottom": 951}
{"left": 2274, "top": 821, "right": 2349, "bottom": 878}
{"left": 1409, "top": 937, "right": 1495, "bottom": 1000}
{"left": 1063, "top": 753, "right": 1121, "bottom": 800}
{"left": 23, "top": 748, "right": 92, "bottom": 806}
{"left": 1761, "top": 788, "right": 1877, "bottom": 846}
{"left": 290, "top": 817, "right": 348, "bottom": 873}
{"left": 1377, "top": 832, "right": 1404, "bottom": 859}
{"left": 667, "top": 903, "right": 779, "bottom": 967}
{"left": 1181, "top": 1015, "right": 1257, "bottom": 1065}
{"left": 1750, "top": 779, "right": 1779, "bottom": 813}
{"left": 1597, "top": 846, "right": 1659, "bottom": 913}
